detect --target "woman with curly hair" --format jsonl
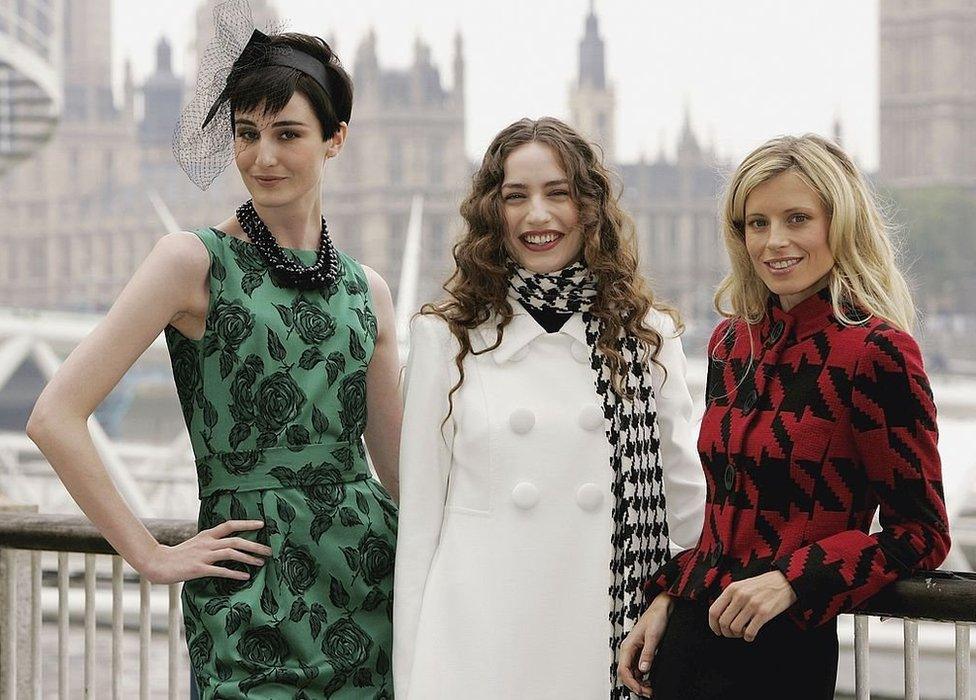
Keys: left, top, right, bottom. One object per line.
{"left": 617, "top": 135, "right": 951, "bottom": 699}
{"left": 27, "top": 9, "right": 399, "bottom": 697}
{"left": 393, "top": 117, "right": 705, "bottom": 699}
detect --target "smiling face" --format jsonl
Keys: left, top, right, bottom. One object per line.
{"left": 233, "top": 91, "right": 345, "bottom": 208}
{"left": 743, "top": 169, "right": 835, "bottom": 311}
{"left": 500, "top": 141, "right": 582, "bottom": 273}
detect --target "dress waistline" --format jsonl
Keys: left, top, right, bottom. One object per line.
{"left": 195, "top": 441, "right": 371, "bottom": 498}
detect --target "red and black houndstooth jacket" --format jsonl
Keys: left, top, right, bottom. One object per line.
{"left": 646, "top": 289, "right": 950, "bottom": 628}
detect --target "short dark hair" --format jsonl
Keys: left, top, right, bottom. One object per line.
{"left": 228, "top": 33, "right": 353, "bottom": 139}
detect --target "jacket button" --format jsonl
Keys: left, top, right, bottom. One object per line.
{"left": 509, "top": 409, "right": 535, "bottom": 434}
{"left": 511, "top": 482, "right": 540, "bottom": 509}
{"left": 571, "top": 340, "right": 590, "bottom": 364}
{"left": 510, "top": 346, "right": 529, "bottom": 362}
{"left": 766, "top": 320, "right": 785, "bottom": 347}
{"left": 724, "top": 464, "right": 735, "bottom": 491}
{"left": 578, "top": 404, "right": 604, "bottom": 431}
{"left": 741, "top": 388, "right": 758, "bottom": 415}
{"left": 575, "top": 483, "right": 604, "bottom": 511}
{"left": 709, "top": 542, "right": 724, "bottom": 567}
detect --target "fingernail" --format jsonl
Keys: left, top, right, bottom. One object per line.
{"left": 639, "top": 661, "right": 649, "bottom": 672}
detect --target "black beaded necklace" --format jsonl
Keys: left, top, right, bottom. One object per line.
{"left": 235, "top": 199, "right": 340, "bottom": 290}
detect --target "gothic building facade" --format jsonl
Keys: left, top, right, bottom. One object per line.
{"left": 567, "top": 5, "right": 726, "bottom": 331}
{"left": 0, "top": 0, "right": 145, "bottom": 310}
{"left": 0, "top": 0, "right": 467, "bottom": 309}
{"left": 4, "top": 1, "right": 971, "bottom": 329}
{"left": 327, "top": 31, "right": 467, "bottom": 302}
{"left": 879, "top": 0, "right": 976, "bottom": 190}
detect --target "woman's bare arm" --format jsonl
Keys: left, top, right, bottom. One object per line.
{"left": 26, "top": 231, "right": 271, "bottom": 582}
{"left": 362, "top": 265, "right": 402, "bottom": 502}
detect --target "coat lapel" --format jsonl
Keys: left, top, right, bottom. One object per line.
{"left": 474, "top": 300, "right": 590, "bottom": 364}
{"left": 475, "top": 301, "right": 544, "bottom": 364}
{"left": 559, "top": 311, "right": 589, "bottom": 346}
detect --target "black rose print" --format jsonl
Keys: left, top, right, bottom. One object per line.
{"left": 337, "top": 370, "right": 367, "bottom": 438}
{"left": 254, "top": 371, "right": 307, "bottom": 435}
{"left": 278, "top": 541, "right": 317, "bottom": 596}
{"left": 358, "top": 533, "right": 395, "bottom": 586}
{"left": 292, "top": 298, "right": 337, "bottom": 346}
{"left": 322, "top": 618, "right": 372, "bottom": 673}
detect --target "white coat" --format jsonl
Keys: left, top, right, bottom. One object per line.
{"left": 393, "top": 302, "right": 706, "bottom": 699}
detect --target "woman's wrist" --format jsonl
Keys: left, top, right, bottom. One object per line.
{"left": 129, "top": 539, "right": 164, "bottom": 578}
{"left": 652, "top": 591, "right": 674, "bottom": 613}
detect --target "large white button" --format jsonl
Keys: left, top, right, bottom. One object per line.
{"left": 571, "top": 340, "right": 590, "bottom": 364}
{"left": 510, "top": 346, "right": 529, "bottom": 362}
{"left": 576, "top": 483, "right": 604, "bottom": 511}
{"left": 578, "top": 404, "right": 604, "bottom": 431}
{"left": 512, "top": 482, "right": 540, "bottom": 509}
{"left": 509, "top": 409, "right": 535, "bottom": 434}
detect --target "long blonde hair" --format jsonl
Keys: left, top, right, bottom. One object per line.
{"left": 423, "top": 117, "right": 679, "bottom": 415}
{"left": 715, "top": 134, "right": 915, "bottom": 332}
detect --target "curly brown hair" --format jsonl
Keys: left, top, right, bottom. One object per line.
{"left": 422, "top": 117, "right": 680, "bottom": 416}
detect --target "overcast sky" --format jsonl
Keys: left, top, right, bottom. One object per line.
{"left": 113, "top": 0, "right": 879, "bottom": 169}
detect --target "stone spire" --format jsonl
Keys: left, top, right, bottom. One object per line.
{"left": 156, "top": 36, "right": 173, "bottom": 75}
{"left": 123, "top": 59, "right": 135, "bottom": 120}
{"left": 140, "top": 35, "right": 184, "bottom": 146}
{"left": 677, "top": 101, "right": 701, "bottom": 163}
{"left": 578, "top": 0, "right": 606, "bottom": 89}
{"left": 569, "top": 2, "right": 615, "bottom": 162}
{"left": 453, "top": 30, "right": 465, "bottom": 99}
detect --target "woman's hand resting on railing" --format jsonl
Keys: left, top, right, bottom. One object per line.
{"left": 139, "top": 520, "right": 272, "bottom": 585}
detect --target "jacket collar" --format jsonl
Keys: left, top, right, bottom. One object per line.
{"left": 766, "top": 287, "right": 840, "bottom": 343}
{"left": 475, "top": 299, "right": 588, "bottom": 364}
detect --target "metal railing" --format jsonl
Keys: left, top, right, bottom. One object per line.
{"left": 0, "top": 513, "right": 196, "bottom": 699}
{"left": 851, "top": 571, "right": 976, "bottom": 699}
{"left": 1, "top": 512, "right": 975, "bottom": 698}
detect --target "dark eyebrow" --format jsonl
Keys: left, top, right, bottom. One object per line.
{"left": 501, "top": 179, "right": 570, "bottom": 190}
{"left": 235, "top": 119, "right": 308, "bottom": 128}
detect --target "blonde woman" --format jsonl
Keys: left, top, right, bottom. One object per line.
{"left": 618, "top": 134, "right": 951, "bottom": 699}
{"left": 394, "top": 117, "right": 705, "bottom": 699}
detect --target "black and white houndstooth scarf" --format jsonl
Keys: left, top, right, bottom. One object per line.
{"left": 508, "top": 261, "right": 671, "bottom": 699}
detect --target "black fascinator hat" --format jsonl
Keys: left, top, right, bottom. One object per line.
{"left": 173, "top": 0, "right": 353, "bottom": 190}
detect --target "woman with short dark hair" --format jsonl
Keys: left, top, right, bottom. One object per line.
{"left": 28, "top": 7, "right": 399, "bottom": 697}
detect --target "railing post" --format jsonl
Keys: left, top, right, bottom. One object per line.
{"left": 0, "top": 500, "right": 38, "bottom": 700}
{"left": 0, "top": 547, "right": 18, "bottom": 700}
{"left": 904, "top": 618, "right": 919, "bottom": 700}
{"left": 0, "top": 513, "right": 199, "bottom": 698}
{"left": 956, "top": 623, "right": 971, "bottom": 700}
{"left": 854, "top": 615, "right": 870, "bottom": 700}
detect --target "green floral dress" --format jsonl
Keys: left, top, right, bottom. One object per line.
{"left": 165, "top": 228, "right": 397, "bottom": 698}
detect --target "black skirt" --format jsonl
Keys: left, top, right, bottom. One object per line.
{"left": 646, "top": 597, "right": 838, "bottom": 700}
